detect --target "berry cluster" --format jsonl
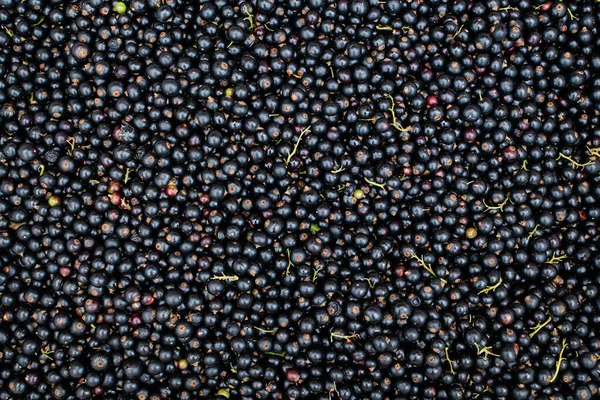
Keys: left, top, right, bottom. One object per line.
{"left": 1, "top": 0, "right": 600, "bottom": 399}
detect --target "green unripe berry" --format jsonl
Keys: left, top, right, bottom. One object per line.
{"left": 353, "top": 189, "right": 365, "bottom": 199}
{"left": 48, "top": 196, "right": 61, "bottom": 207}
{"left": 114, "top": 2, "right": 127, "bottom": 14}
{"left": 177, "top": 359, "right": 188, "bottom": 370}
{"left": 466, "top": 227, "right": 478, "bottom": 239}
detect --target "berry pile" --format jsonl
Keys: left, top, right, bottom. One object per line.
{"left": 1, "top": 0, "right": 600, "bottom": 399}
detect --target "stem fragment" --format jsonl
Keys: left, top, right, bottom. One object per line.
{"left": 285, "top": 126, "right": 311, "bottom": 165}
{"left": 451, "top": 24, "right": 464, "bottom": 40}
{"left": 312, "top": 266, "right": 323, "bottom": 282}
{"left": 330, "top": 332, "right": 360, "bottom": 342}
{"left": 31, "top": 17, "right": 45, "bottom": 27}
{"left": 549, "top": 339, "right": 568, "bottom": 383}
{"left": 473, "top": 343, "right": 499, "bottom": 360}
{"left": 528, "top": 224, "right": 540, "bottom": 240}
{"left": 285, "top": 249, "right": 294, "bottom": 276}
{"left": 242, "top": 6, "right": 254, "bottom": 30}
{"left": 445, "top": 348, "right": 456, "bottom": 375}
{"left": 2, "top": 26, "right": 13, "bottom": 37}
{"left": 587, "top": 146, "right": 600, "bottom": 158}
{"left": 40, "top": 348, "right": 54, "bottom": 360}
{"left": 364, "top": 177, "right": 387, "bottom": 190}
{"left": 483, "top": 193, "right": 511, "bottom": 213}
{"left": 124, "top": 168, "right": 133, "bottom": 184}
{"left": 66, "top": 137, "right": 76, "bottom": 156}
{"left": 410, "top": 253, "right": 447, "bottom": 284}
{"left": 385, "top": 94, "right": 409, "bottom": 132}
{"left": 363, "top": 278, "right": 376, "bottom": 289}
{"left": 529, "top": 316, "right": 552, "bottom": 338}
{"left": 556, "top": 152, "right": 594, "bottom": 169}
{"left": 210, "top": 273, "right": 239, "bottom": 281}
{"left": 253, "top": 326, "right": 276, "bottom": 334}
{"left": 546, "top": 252, "right": 567, "bottom": 264}
{"left": 265, "top": 351, "right": 285, "bottom": 357}
{"left": 478, "top": 277, "right": 503, "bottom": 295}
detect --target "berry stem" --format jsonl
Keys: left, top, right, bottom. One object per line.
{"left": 120, "top": 198, "right": 131, "bottom": 211}
{"left": 330, "top": 332, "right": 360, "bottom": 342}
{"left": 546, "top": 252, "right": 567, "bottom": 264}
{"left": 363, "top": 277, "right": 376, "bottom": 289}
{"left": 242, "top": 5, "right": 254, "bottom": 31}
{"left": 529, "top": 315, "right": 552, "bottom": 338}
{"left": 587, "top": 145, "right": 600, "bottom": 158}
{"left": 285, "top": 126, "right": 311, "bottom": 165}
{"left": 210, "top": 273, "right": 239, "bottom": 281}
{"left": 363, "top": 177, "right": 387, "bottom": 190}
{"left": 265, "top": 351, "right": 286, "bottom": 357}
{"left": 329, "top": 382, "right": 341, "bottom": 400}
{"left": 253, "top": 326, "right": 276, "bottom": 334}
{"left": 528, "top": 224, "right": 540, "bottom": 240}
{"left": 40, "top": 348, "right": 54, "bottom": 360}
{"left": 31, "top": 16, "right": 44, "bottom": 27}
{"left": 385, "top": 94, "right": 409, "bottom": 132}
{"left": 556, "top": 152, "right": 594, "bottom": 169}
{"left": 473, "top": 343, "right": 499, "bottom": 360}
{"left": 478, "top": 277, "right": 503, "bottom": 295}
{"left": 285, "top": 248, "right": 294, "bottom": 276}
{"left": 2, "top": 26, "right": 13, "bottom": 37}
{"left": 549, "top": 338, "right": 568, "bottom": 383}
{"left": 312, "top": 266, "right": 323, "bottom": 282}
{"left": 451, "top": 24, "right": 464, "bottom": 40}
{"left": 66, "top": 137, "right": 76, "bottom": 156}
{"left": 445, "top": 347, "right": 456, "bottom": 375}
{"left": 124, "top": 167, "right": 133, "bottom": 184}
{"left": 410, "top": 253, "right": 447, "bottom": 284}
{"left": 483, "top": 193, "right": 511, "bottom": 213}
